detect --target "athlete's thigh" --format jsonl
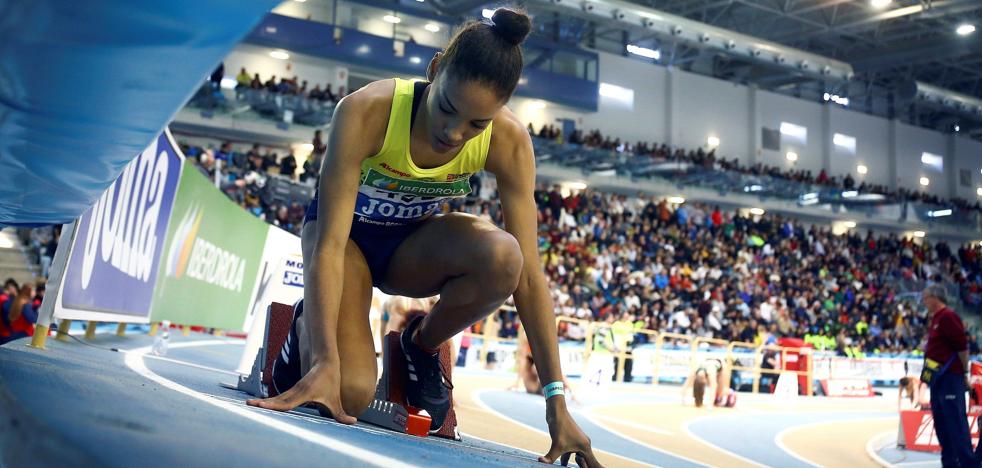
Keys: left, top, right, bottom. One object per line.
{"left": 380, "top": 212, "right": 513, "bottom": 297}
{"left": 300, "top": 222, "right": 377, "bottom": 383}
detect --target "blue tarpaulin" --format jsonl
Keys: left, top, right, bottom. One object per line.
{"left": 0, "top": 0, "right": 278, "bottom": 226}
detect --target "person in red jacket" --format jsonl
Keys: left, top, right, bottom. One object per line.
{"left": 921, "top": 284, "right": 980, "bottom": 467}
{"left": 1, "top": 284, "right": 36, "bottom": 345}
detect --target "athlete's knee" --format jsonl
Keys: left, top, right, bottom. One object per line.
{"left": 341, "top": 371, "right": 378, "bottom": 417}
{"left": 477, "top": 232, "right": 523, "bottom": 295}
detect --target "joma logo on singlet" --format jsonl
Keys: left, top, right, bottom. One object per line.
{"left": 359, "top": 199, "right": 441, "bottom": 219}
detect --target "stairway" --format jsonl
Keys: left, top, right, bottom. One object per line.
{"left": 0, "top": 229, "right": 41, "bottom": 287}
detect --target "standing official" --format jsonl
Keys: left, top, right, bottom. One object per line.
{"left": 922, "top": 284, "right": 979, "bottom": 467}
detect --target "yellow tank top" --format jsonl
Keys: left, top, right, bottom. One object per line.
{"left": 353, "top": 78, "right": 492, "bottom": 226}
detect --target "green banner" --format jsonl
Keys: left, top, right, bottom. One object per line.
{"left": 150, "top": 165, "right": 269, "bottom": 330}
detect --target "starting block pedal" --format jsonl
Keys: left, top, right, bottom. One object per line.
{"left": 359, "top": 329, "right": 459, "bottom": 440}
{"left": 225, "top": 303, "right": 459, "bottom": 440}
{"left": 222, "top": 302, "right": 294, "bottom": 398}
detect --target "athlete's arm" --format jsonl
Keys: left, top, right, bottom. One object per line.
{"left": 248, "top": 80, "right": 390, "bottom": 421}
{"left": 681, "top": 371, "right": 694, "bottom": 403}
{"left": 486, "top": 114, "right": 564, "bottom": 397}
{"left": 304, "top": 82, "right": 389, "bottom": 362}
{"left": 486, "top": 110, "right": 603, "bottom": 467}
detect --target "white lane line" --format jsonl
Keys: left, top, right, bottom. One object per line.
{"left": 681, "top": 417, "right": 768, "bottom": 468}
{"left": 865, "top": 431, "right": 895, "bottom": 468}
{"left": 458, "top": 431, "right": 545, "bottom": 459}
{"left": 203, "top": 391, "right": 549, "bottom": 464}
{"left": 123, "top": 341, "right": 413, "bottom": 468}
{"left": 583, "top": 413, "right": 674, "bottom": 437}
{"left": 141, "top": 354, "right": 240, "bottom": 376}
{"left": 471, "top": 389, "right": 660, "bottom": 468}
{"left": 774, "top": 417, "right": 898, "bottom": 468}
{"left": 517, "top": 395, "right": 675, "bottom": 437}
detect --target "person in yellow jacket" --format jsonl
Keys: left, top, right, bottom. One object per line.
{"left": 249, "top": 8, "right": 601, "bottom": 466}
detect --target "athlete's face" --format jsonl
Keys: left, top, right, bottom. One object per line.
{"left": 426, "top": 73, "right": 503, "bottom": 153}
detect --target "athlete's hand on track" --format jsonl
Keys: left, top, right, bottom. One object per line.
{"left": 539, "top": 409, "right": 604, "bottom": 467}
{"left": 246, "top": 362, "right": 357, "bottom": 425}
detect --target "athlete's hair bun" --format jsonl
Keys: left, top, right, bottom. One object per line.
{"left": 490, "top": 8, "right": 532, "bottom": 46}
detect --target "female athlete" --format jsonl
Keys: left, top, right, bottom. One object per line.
{"left": 248, "top": 8, "right": 601, "bottom": 466}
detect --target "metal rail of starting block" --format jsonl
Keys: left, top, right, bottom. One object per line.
{"left": 224, "top": 303, "right": 459, "bottom": 439}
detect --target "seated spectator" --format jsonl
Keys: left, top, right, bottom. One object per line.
{"left": 276, "top": 77, "right": 292, "bottom": 95}
{"left": 261, "top": 151, "right": 277, "bottom": 172}
{"left": 309, "top": 84, "right": 323, "bottom": 100}
{"left": 214, "top": 142, "right": 232, "bottom": 163}
{"left": 236, "top": 67, "right": 251, "bottom": 89}
{"left": 209, "top": 63, "right": 224, "bottom": 89}
{"left": 264, "top": 75, "right": 278, "bottom": 92}
{"left": 323, "top": 84, "right": 336, "bottom": 103}
{"left": 250, "top": 73, "right": 263, "bottom": 89}
{"left": 279, "top": 153, "right": 298, "bottom": 180}
{"left": 1, "top": 284, "right": 37, "bottom": 345}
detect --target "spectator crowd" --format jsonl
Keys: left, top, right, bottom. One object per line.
{"left": 453, "top": 179, "right": 981, "bottom": 357}
{"left": 6, "top": 123, "right": 981, "bottom": 359}
{"left": 531, "top": 123, "right": 982, "bottom": 214}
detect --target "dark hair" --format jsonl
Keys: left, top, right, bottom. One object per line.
{"left": 439, "top": 7, "right": 532, "bottom": 99}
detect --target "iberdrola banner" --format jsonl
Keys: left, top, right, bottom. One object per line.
{"left": 149, "top": 163, "right": 268, "bottom": 330}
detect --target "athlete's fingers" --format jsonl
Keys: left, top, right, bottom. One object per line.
{"left": 577, "top": 448, "right": 604, "bottom": 468}
{"left": 247, "top": 384, "right": 305, "bottom": 411}
{"left": 312, "top": 400, "right": 357, "bottom": 425}
{"left": 538, "top": 443, "right": 563, "bottom": 464}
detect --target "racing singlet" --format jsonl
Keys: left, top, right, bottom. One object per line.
{"left": 353, "top": 78, "right": 492, "bottom": 227}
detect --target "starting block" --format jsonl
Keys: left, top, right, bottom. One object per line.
{"left": 225, "top": 303, "right": 459, "bottom": 440}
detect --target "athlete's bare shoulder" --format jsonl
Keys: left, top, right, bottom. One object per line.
{"left": 332, "top": 79, "right": 396, "bottom": 154}
{"left": 485, "top": 105, "right": 533, "bottom": 175}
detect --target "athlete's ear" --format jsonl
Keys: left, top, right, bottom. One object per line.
{"left": 427, "top": 52, "right": 443, "bottom": 82}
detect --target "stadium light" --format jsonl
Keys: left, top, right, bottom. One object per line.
{"left": 667, "top": 196, "right": 685, "bottom": 204}
{"left": 269, "top": 50, "right": 290, "bottom": 60}
{"left": 870, "top": 0, "right": 891, "bottom": 8}
{"left": 920, "top": 177, "right": 930, "bottom": 186}
{"left": 424, "top": 23, "right": 441, "bottom": 32}
{"left": 844, "top": 221, "right": 857, "bottom": 228}
{"left": 977, "top": 187, "right": 982, "bottom": 197}
{"left": 482, "top": 9, "right": 494, "bottom": 19}
{"left": 409, "top": 56, "right": 422, "bottom": 64}
{"left": 927, "top": 209, "right": 953, "bottom": 218}
{"left": 957, "top": 24, "right": 976, "bottom": 36}
{"left": 626, "top": 44, "right": 660, "bottom": 60}
{"left": 749, "top": 208, "right": 765, "bottom": 216}
{"left": 857, "top": 164, "right": 868, "bottom": 175}
{"left": 383, "top": 15, "right": 402, "bottom": 24}
{"left": 530, "top": 100, "right": 547, "bottom": 110}
{"left": 707, "top": 136, "right": 720, "bottom": 148}
{"left": 786, "top": 151, "right": 798, "bottom": 162}
{"left": 913, "top": 231, "right": 926, "bottom": 238}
